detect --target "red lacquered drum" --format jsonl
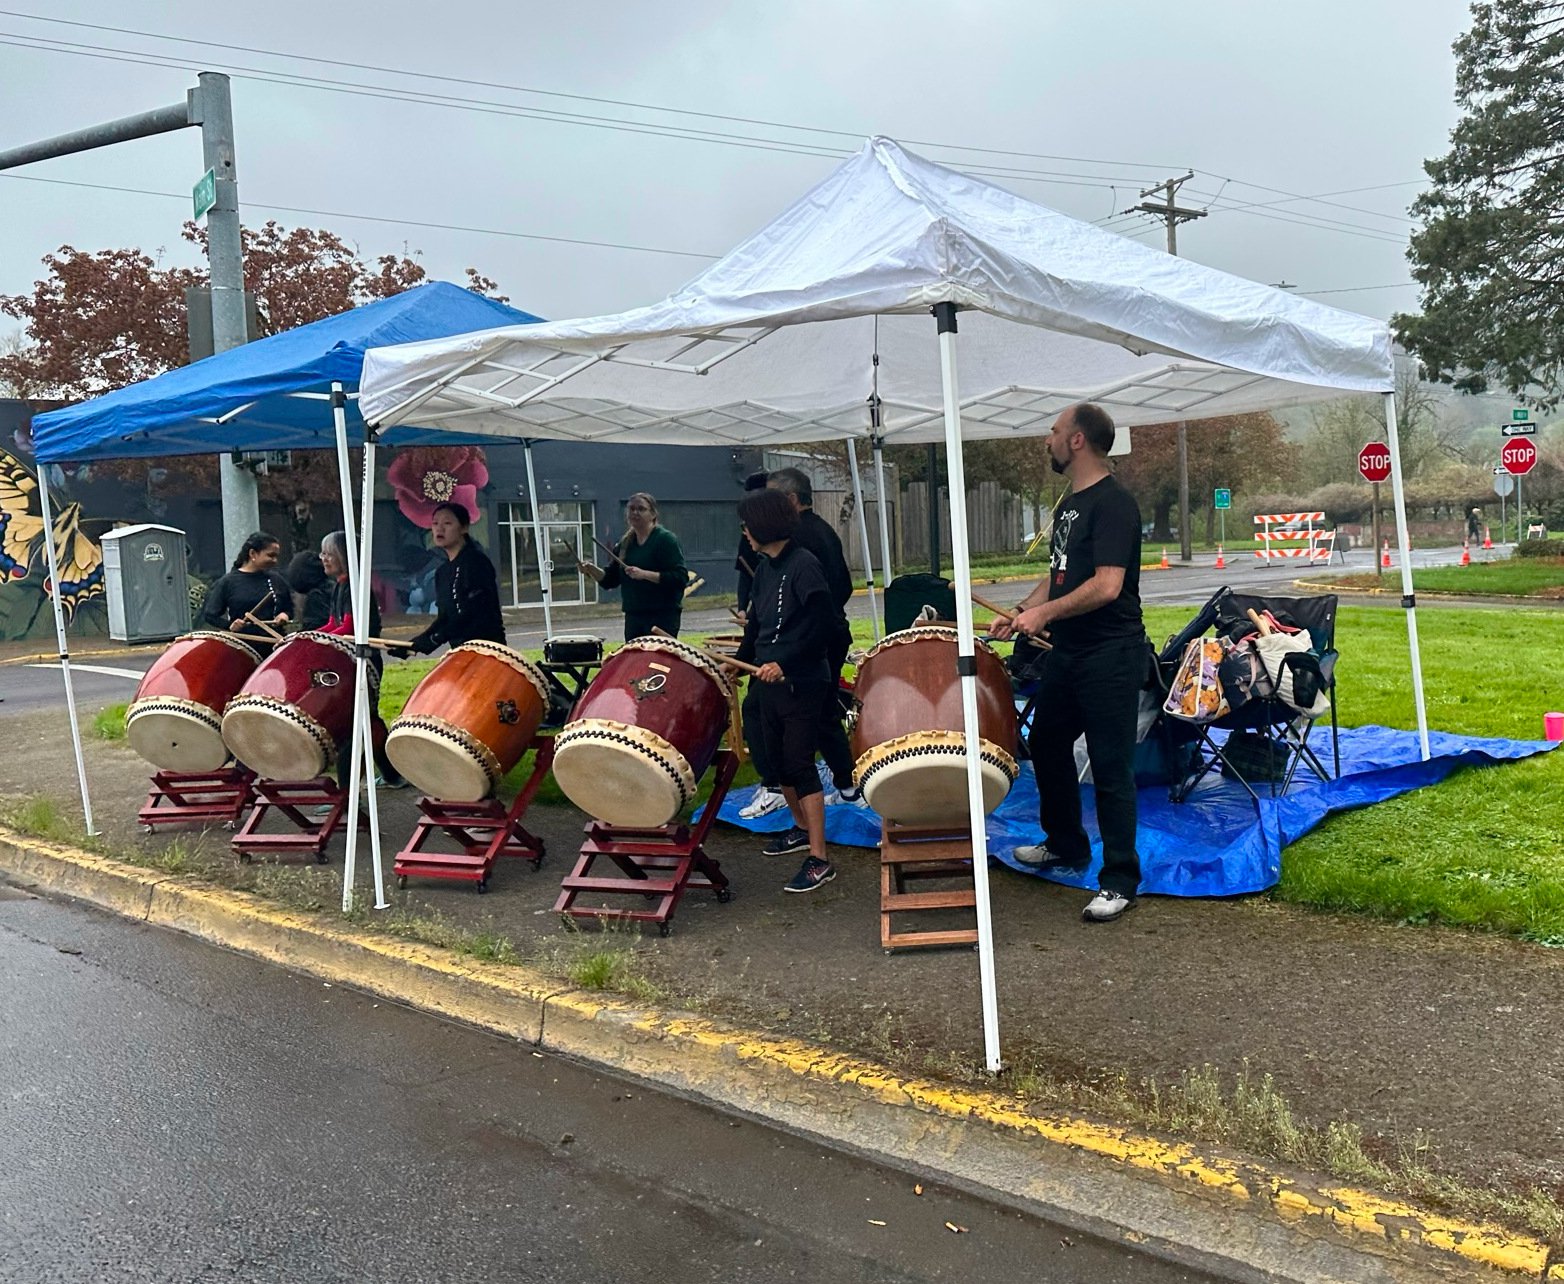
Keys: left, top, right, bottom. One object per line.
{"left": 125, "top": 631, "right": 263, "bottom": 772}
{"left": 849, "top": 626, "right": 1018, "bottom": 825}
{"left": 386, "top": 640, "right": 550, "bottom": 802}
{"left": 552, "top": 637, "right": 733, "bottom": 827}
{"left": 220, "top": 632, "right": 360, "bottom": 780}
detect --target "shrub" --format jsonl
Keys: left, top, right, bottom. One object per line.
{"left": 1512, "top": 538, "right": 1562, "bottom": 559}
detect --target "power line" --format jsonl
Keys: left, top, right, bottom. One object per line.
{"left": 0, "top": 172, "right": 722, "bottom": 259}
{"left": 1297, "top": 282, "right": 1418, "bottom": 296}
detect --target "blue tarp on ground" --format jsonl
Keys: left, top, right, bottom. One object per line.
{"left": 710, "top": 726, "right": 1558, "bottom": 897}
{"left": 31, "top": 281, "right": 541, "bottom": 462}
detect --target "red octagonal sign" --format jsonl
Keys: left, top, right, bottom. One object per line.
{"left": 1501, "top": 439, "right": 1538, "bottom": 476}
{"left": 1358, "top": 442, "right": 1392, "bottom": 483}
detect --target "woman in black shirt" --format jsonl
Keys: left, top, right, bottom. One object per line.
{"left": 408, "top": 502, "right": 506, "bottom": 655}
{"left": 199, "top": 531, "right": 292, "bottom": 653}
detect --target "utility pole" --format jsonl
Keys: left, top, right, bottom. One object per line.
{"left": 0, "top": 74, "right": 259, "bottom": 564}
{"left": 1128, "top": 173, "right": 1207, "bottom": 564}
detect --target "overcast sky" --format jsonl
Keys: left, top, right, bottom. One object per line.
{"left": 1, "top": 1, "right": 1472, "bottom": 329}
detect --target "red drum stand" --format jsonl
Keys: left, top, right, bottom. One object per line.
{"left": 393, "top": 738, "right": 555, "bottom": 892}
{"left": 554, "top": 749, "right": 737, "bottom": 937}
{"left": 139, "top": 766, "right": 255, "bottom": 832}
{"left": 231, "top": 777, "right": 359, "bottom": 864}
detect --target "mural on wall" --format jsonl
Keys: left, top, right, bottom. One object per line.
{"left": 384, "top": 446, "right": 490, "bottom": 615}
{"left": 0, "top": 444, "right": 108, "bottom": 641}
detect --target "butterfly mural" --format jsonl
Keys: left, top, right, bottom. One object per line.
{"left": 0, "top": 449, "right": 106, "bottom": 621}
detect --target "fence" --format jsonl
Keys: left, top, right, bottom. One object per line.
{"left": 899, "top": 480, "right": 1025, "bottom": 569}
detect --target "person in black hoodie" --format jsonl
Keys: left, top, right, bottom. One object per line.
{"left": 733, "top": 487, "right": 836, "bottom": 894}
{"left": 407, "top": 502, "right": 506, "bottom": 655}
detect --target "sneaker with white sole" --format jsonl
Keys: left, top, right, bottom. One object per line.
{"left": 761, "top": 827, "right": 810, "bottom": 858}
{"left": 739, "top": 787, "right": 788, "bottom": 820}
{"left": 783, "top": 856, "right": 836, "bottom": 893}
{"left": 1012, "top": 844, "right": 1088, "bottom": 871}
{"left": 1081, "top": 891, "right": 1135, "bottom": 923}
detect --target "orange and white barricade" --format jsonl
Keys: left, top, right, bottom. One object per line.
{"left": 1253, "top": 512, "right": 1334, "bottom": 563}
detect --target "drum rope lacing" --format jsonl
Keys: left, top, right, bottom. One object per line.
{"left": 126, "top": 696, "right": 223, "bottom": 733}
{"left": 854, "top": 730, "right": 1019, "bottom": 790}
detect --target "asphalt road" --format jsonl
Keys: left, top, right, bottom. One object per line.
{"left": 0, "top": 887, "right": 1226, "bottom": 1284}
{"left": 0, "top": 542, "right": 1478, "bottom": 718}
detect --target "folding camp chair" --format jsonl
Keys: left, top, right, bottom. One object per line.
{"left": 1168, "top": 592, "right": 1340, "bottom": 804}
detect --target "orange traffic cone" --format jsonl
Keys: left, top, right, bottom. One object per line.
{"left": 1482, "top": 526, "right": 1493, "bottom": 550}
{"left": 1214, "top": 544, "right": 1226, "bottom": 570}
{"left": 1381, "top": 539, "right": 1392, "bottom": 569}
{"left": 1460, "top": 539, "right": 1471, "bottom": 567}
{"left": 1159, "top": 547, "right": 1170, "bottom": 569}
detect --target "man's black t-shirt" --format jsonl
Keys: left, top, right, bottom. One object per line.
{"left": 1045, "top": 475, "right": 1143, "bottom": 650}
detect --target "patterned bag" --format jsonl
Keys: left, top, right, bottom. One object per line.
{"left": 1162, "top": 638, "right": 1229, "bottom": 723}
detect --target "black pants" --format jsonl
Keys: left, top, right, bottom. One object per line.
{"left": 816, "top": 617, "right": 855, "bottom": 787}
{"left": 741, "top": 682, "right": 773, "bottom": 782}
{"left": 754, "top": 679, "right": 830, "bottom": 798}
{"left": 623, "top": 609, "right": 681, "bottom": 643}
{"left": 1026, "top": 637, "right": 1148, "bottom": 897}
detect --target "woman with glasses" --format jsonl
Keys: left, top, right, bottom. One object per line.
{"left": 580, "top": 492, "right": 688, "bottom": 641}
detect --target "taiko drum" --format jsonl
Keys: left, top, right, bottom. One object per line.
{"left": 849, "top": 626, "right": 1018, "bottom": 825}
{"left": 551, "top": 637, "right": 732, "bottom": 827}
{"left": 125, "top": 631, "right": 263, "bottom": 772}
{"left": 386, "top": 640, "right": 551, "bottom": 801}
{"left": 220, "top": 631, "right": 360, "bottom": 781}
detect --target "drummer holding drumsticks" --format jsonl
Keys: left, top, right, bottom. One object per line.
{"left": 729, "top": 487, "right": 838, "bottom": 895}
{"left": 199, "top": 531, "right": 291, "bottom": 653}
{"left": 989, "top": 403, "right": 1148, "bottom": 925}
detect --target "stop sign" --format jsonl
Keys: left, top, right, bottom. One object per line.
{"left": 1501, "top": 439, "right": 1538, "bottom": 475}
{"left": 1358, "top": 442, "right": 1392, "bottom": 483}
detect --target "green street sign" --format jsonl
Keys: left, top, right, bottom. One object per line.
{"left": 1512, "top": 407, "right": 1530, "bottom": 423}
{"left": 1213, "top": 488, "right": 1232, "bottom": 510}
{"left": 193, "top": 168, "right": 216, "bottom": 221}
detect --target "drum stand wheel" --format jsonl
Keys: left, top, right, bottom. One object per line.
{"left": 553, "top": 749, "right": 739, "bottom": 937}
{"left": 139, "top": 766, "right": 256, "bottom": 833}
{"left": 230, "top": 777, "right": 360, "bottom": 864}
{"left": 879, "top": 819, "right": 980, "bottom": 952}
{"left": 392, "top": 738, "right": 555, "bottom": 892}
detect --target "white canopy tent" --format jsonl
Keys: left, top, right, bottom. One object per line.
{"left": 360, "top": 138, "right": 1426, "bottom": 1071}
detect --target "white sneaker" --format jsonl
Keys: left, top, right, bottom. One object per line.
{"left": 739, "top": 787, "right": 787, "bottom": 820}
{"left": 1081, "top": 891, "right": 1135, "bottom": 923}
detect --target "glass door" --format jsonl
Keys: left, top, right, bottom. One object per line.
{"left": 499, "top": 501, "right": 598, "bottom": 609}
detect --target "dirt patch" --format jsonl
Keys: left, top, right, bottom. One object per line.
{"left": 6, "top": 706, "right": 1563, "bottom": 1220}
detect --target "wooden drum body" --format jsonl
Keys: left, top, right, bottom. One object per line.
{"left": 126, "top": 631, "right": 263, "bottom": 772}
{"left": 849, "top": 626, "right": 1018, "bottom": 825}
{"left": 386, "top": 641, "right": 550, "bottom": 802}
{"left": 552, "top": 637, "right": 732, "bottom": 827}
{"left": 221, "top": 632, "right": 359, "bottom": 781}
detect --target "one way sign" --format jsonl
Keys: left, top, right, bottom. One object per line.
{"left": 1501, "top": 423, "right": 1536, "bottom": 436}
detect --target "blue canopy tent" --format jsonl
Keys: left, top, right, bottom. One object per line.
{"left": 30, "top": 281, "right": 543, "bottom": 910}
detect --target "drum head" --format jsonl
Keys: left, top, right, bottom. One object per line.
{"left": 552, "top": 719, "right": 693, "bottom": 827}
{"left": 221, "top": 701, "right": 330, "bottom": 781}
{"left": 856, "top": 732, "right": 1016, "bottom": 826}
{"left": 385, "top": 724, "right": 493, "bottom": 803}
{"left": 126, "top": 703, "right": 230, "bottom": 773}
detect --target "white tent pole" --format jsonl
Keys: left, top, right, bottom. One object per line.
{"left": 933, "top": 302, "right": 1002, "bottom": 1073}
{"left": 844, "top": 439, "right": 880, "bottom": 640}
{"left": 331, "top": 385, "right": 370, "bottom": 913}
{"left": 523, "top": 440, "right": 554, "bottom": 639}
{"left": 1383, "top": 392, "right": 1431, "bottom": 760}
{"left": 33, "top": 474, "right": 96, "bottom": 836}
{"left": 871, "top": 435, "right": 895, "bottom": 608}
{"left": 356, "top": 432, "right": 388, "bottom": 909}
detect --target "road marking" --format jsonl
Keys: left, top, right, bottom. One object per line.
{"left": 26, "top": 663, "right": 144, "bottom": 680}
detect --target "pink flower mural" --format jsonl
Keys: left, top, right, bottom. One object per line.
{"left": 386, "top": 446, "right": 489, "bottom": 528}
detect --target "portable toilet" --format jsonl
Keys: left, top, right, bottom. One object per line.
{"left": 101, "top": 524, "right": 190, "bottom": 643}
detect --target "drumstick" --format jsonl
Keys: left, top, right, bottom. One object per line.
{"left": 592, "top": 534, "right": 630, "bottom": 570}
{"left": 364, "top": 636, "right": 415, "bottom": 651}
{"left": 971, "top": 591, "right": 1052, "bottom": 650}
{"left": 1247, "top": 608, "right": 1274, "bottom": 637}
{"left": 242, "top": 610, "right": 285, "bottom": 641}
{"left": 736, "top": 554, "right": 755, "bottom": 579}
{"left": 651, "top": 626, "right": 763, "bottom": 676}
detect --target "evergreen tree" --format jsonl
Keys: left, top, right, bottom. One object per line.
{"left": 1395, "top": 2, "right": 1564, "bottom": 404}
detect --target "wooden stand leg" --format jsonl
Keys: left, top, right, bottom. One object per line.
{"left": 231, "top": 778, "right": 357, "bottom": 865}
{"left": 553, "top": 750, "right": 738, "bottom": 937}
{"left": 392, "top": 738, "right": 555, "bottom": 892}
{"left": 879, "top": 819, "right": 979, "bottom": 952}
{"left": 139, "top": 766, "right": 255, "bottom": 832}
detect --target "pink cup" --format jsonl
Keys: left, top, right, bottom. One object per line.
{"left": 1546, "top": 712, "right": 1564, "bottom": 742}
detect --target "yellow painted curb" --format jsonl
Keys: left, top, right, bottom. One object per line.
{"left": 1, "top": 828, "right": 1558, "bottom": 1281}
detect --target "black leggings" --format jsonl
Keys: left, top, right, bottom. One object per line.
{"left": 623, "top": 609, "right": 681, "bottom": 642}
{"left": 754, "top": 679, "right": 829, "bottom": 798}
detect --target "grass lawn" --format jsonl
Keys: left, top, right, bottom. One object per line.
{"left": 103, "top": 602, "right": 1564, "bottom": 941}
{"left": 1326, "top": 558, "right": 1564, "bottom": 598}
